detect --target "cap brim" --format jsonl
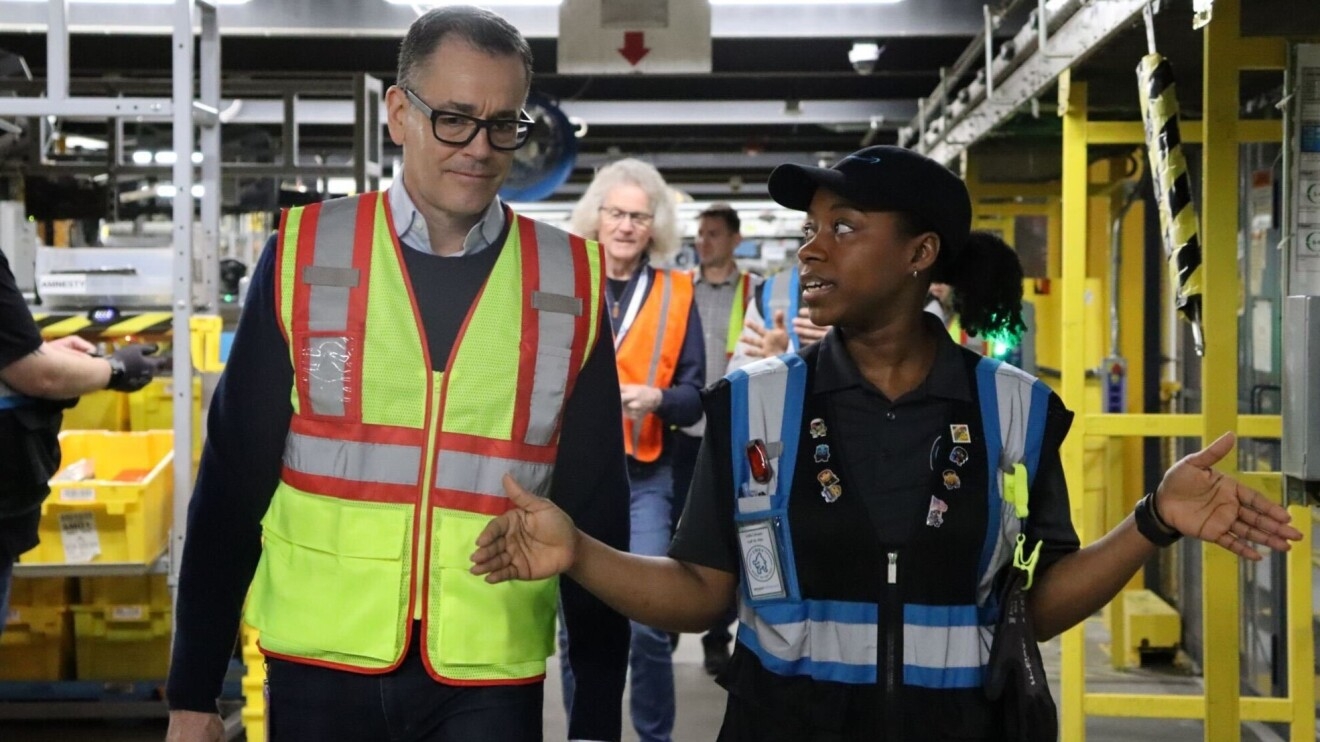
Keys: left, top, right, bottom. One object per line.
{"left": 767, "top": 164, "right": 851, "bottom": 211}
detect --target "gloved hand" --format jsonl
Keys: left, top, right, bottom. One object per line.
{"left": 106, "top": 343, "right": 169, "bottom": 392}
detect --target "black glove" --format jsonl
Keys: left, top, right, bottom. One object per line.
{"left": 106, "top": 343, "right": 169, "bottom": 392}
{"left": 984, "top": 564, "right": 1058, "bottom": 742}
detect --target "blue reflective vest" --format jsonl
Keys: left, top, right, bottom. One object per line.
{"left": 725, "top": 344, "right": 1053, "bottom": 739}
{"left": 758, "top": 269, "right": 800, "bottom": 352}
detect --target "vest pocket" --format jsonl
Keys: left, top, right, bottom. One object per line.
{"left": 430, "top": 509, "right": 557, "bottom": 668}
{"left": 247, "top": 489, "right": 410, "bottom": 666}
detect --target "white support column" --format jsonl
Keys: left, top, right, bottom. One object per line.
{"left": 199, "top": 1, "right": 221, "bottom": 311}
{"left": 170, "top": 0, "right": 196, "bottom": 587}
{"left": 46, "top": 0, "right": 69, "bottom": 101}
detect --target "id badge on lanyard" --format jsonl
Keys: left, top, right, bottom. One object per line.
{"left": 737, "top": 517, "right": 787, "bottom": 601}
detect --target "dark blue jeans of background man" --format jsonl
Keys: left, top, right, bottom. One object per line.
{"left": 266, "top": 632, "right": 543, "bottom": 742}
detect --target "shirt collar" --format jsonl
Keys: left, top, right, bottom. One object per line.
{"left": 692, "top": 266, "right": 741, "bottom": 287}
{"left": 813, "top": 313, "right": 972, "bottom": 402}
{"left": 388, "top": 172, "right": 506, "bottom": 257}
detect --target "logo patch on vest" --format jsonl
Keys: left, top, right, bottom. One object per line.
{"left": 926, "top": 495, "right": 949, "bottom": 527}
{"left": 817, "top": 469, "right": 842, "bottom": 503}
{"left": 949, "top": 446, "right": 969, "bottom": 467}
{"left": 531, "top": 291, "right": 583, "bottom": 316}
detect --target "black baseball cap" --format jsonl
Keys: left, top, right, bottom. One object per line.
{"left": 767, "top": 145, "right": 972, "bottom": 254}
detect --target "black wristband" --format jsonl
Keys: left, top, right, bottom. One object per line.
{"left": 1134, "top": 492, "right": 1181, "bottom": 547}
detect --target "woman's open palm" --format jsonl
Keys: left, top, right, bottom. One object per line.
{"left": 1155, "top": 432, "right": 1303, "bottom": 559}
{"left": 470, "top": 475, "right": 578, "bottom": 583}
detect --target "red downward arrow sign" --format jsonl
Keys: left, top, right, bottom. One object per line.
{"left": 618, "top": 31, "right": 650, "bottom": 66}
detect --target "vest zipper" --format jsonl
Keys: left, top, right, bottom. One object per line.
{"left": 413, "top": 381, "right": 444, "bottom": 620}
{"left": 883, "top": 550, "right": 903, "bottom": 741}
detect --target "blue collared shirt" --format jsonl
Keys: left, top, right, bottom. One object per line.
{"left": 388, "top": 173, "right": 506, "bottom": 256}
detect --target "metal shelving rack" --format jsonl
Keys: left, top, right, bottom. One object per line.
{"left": 0, "top": 0, "right": 222, "bottom": 723}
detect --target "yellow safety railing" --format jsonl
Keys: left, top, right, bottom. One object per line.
{"left": 1053, "top": 3, "right": 1314, "bottom": 739}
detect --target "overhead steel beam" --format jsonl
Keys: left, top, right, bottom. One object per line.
{"left": 0, "top": 0, "right": 993, "bottom": 39}
{"left": 0, "top": 97, "right": 173, "bottom": 117}
{"left": 217, "top": 97, "right": 913, "bottom": 128}
{"left": 915, "top": 0, "right": 1147, "bottom": 166}
{"left": 576, "top": 151, "right": 829, "bottom": 171}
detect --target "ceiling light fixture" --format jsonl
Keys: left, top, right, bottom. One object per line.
{"left": 710, "top": 0, "right": 903, "bottom": 6}
{"left": 8, "top": 0, "right": 251, "bottom": 4}
{"left": 382, "top": 0, "right": 562, "bottom": 6}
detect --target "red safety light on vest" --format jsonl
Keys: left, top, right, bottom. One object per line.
{"left": 747, "top": 439, "right": 774, "bottom": 484}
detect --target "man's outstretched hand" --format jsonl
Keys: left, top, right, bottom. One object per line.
{"left": 1155, "top": 432, "right": 1304, "bottom": 560}
{"left": 470, "top": 474, "right": 579, "bottom": 583}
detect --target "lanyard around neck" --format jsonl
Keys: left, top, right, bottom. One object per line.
{"left": 613, "top": 270, "right": 650, "bottom": 349}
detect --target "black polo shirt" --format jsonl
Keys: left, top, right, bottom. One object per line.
{"left": 670, "top": 319, "right": 1079, "bottom": 574}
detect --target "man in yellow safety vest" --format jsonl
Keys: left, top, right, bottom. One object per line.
{"left": 165, "top": 7, "right": 631, "bottom": 742}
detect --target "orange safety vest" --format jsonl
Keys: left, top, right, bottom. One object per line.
{"left": 615, "top": 268, "right": 694, "bottom": 463}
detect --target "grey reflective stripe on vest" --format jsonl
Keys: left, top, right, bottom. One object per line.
{"left": 302, "top": 197, "right": 361, "bottom": 417}
{"left": 768, "top": 270, "right": 792, "bottom": 313}
{"left": 737, "top": 599, "right": 877, "bottom": 670}
{"left": 282, "top": 431, "right": 422, "bottom": 486}
{"left": 739, "top": 355, "right": 793, "bottom": 499}
{"left": 903, "top": 615, "right": 992, "bottom": 688}
{"left": 988, "top": 361, "right": 1041, "bottom": 473}
{"left": 434, "top": 449, "right": 555, "bottom": 498}
{"left": 631, "top": 274, "right": 673, "bottom": 453}
{"left": 525, "top": 219, "right": 579, "bottom": 447}
{"left": 975, "top": 360, "right": 1043, "bottom": 606}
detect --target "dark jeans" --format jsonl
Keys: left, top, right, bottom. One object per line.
{"left": 266, "top": 641, "right": 543, "bottom": 742}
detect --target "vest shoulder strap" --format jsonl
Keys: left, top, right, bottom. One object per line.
{"left": 727, "top": 353, "right": 808, "bottom": 510}
{"left": 972, "top": 356, "right": 1053, "bottom": 516}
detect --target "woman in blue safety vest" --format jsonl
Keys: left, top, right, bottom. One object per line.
{"left": 469, "top": 146, "right": 1303, "bottom": 741}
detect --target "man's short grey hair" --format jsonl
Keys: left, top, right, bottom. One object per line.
{"left": 396, "top": 5, "right": 534, "bottom": 90}
{"left": 571, "top": 158, "right": 681, "bottom": 261}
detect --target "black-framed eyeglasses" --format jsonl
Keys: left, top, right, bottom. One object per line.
{"left": 403, "top": 88, "right": 536, "bottom": 151}
{"left": 598, "top": 206, "right": 655, "bottom": 228}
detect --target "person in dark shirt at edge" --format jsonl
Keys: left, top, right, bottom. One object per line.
{"left": 469, "top": 146, "right": 1304, "bottom": 741}
{"left": 0, "top": 252, "right": 165, "bottom": 634}
{"left": 165, "top": 6, "right": 631, "bottom": 742}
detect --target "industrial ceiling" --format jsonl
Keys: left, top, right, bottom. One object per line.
{"left": 0, "top": 0, "right": 1313, "bottom": 210}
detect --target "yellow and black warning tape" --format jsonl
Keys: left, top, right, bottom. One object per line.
{"left": 1137, "top": 52, "right": 1205, "bottom": 355}
{"left": 32, "top": 311, "right": 175, "bottom": 340}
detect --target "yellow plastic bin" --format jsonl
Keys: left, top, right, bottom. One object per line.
{"left": 126, "top": 377, "right": 203, "bottom": 459}
{"left": 61, "top": 389, "right": 129, "bottom": 431}
{"left": 241, "top": 624, "right": 267, "bottom": 742}
{"left": 6, "top": 576, "right": 75, "bottom": 607}
{"left": 79, "top": 575, "right": 171, "bottom": 611}
{"left": 21, "top": 430, "right": 174, "bottom": 565}
{"left": 72, "top": 604, "right": 172, "bottom": 680}
{"left": 0, "top": 605, "right": 73, "bottom": 681}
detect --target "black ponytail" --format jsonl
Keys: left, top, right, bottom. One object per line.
{"left": 939, "top": 230, "right": 1026, "bottom": 342}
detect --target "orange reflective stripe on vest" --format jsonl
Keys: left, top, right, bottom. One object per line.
{"left": 616, "top": 269, "right": 694, "bottom": 463}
